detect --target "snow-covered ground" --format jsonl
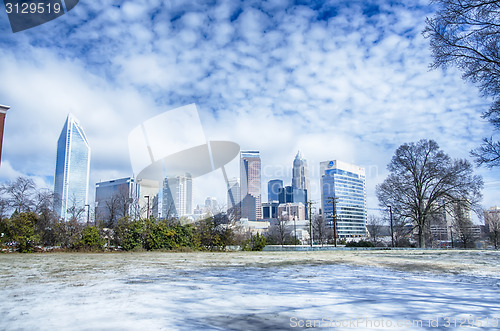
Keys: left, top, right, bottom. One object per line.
{"left": 1, "top": 250, "right": 499, "bottom": 330}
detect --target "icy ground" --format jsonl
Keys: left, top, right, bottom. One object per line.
{"left": 1, "top": 250, "right": 499, "bottom": 330}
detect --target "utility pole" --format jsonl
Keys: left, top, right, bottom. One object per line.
{"left": 388, "top": 205, "right": 394, "bottom": 248}
{"left": 307, "top": 200, "right": 316, "bottom": 247}
{"left": 327, "top": 197, "right": 339, "bottom": 247}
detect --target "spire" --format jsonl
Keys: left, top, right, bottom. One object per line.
{"left": 295, "top": 150, "right": 303, "bottom": 160}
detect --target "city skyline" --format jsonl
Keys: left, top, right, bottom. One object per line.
{"left": 1, "top": 1, "right": 500, "bottom": 216}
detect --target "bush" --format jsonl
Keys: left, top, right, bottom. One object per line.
{"left": 10, "top": 212, "right": 39, "bottom": 253}
{"left": 345, "top": 240, "right": 374, "bottom": 248}
{"left": 73, "top": 226, "right": 105, "bottom": 251}
{"left": 242, "top": 233, "right": 267, "bottom": 251}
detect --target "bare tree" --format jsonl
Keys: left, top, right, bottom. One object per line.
{"left": 312, "top": 214, "right": 327, "bottom": 246}
{"left": 450, "top": 201, "right": 478, "bottom": 248}
{"left": 67, "top": 193, "right": 86, "bottom": 222}
{"left": 376, "top": 139, "right": 483, "bottom": 248}
{"left": 423, "top": 0, "right": 500, "bottom": 167}
{"left": 485, "top": 210, "right": 500, "bottom": 249}
{"left": 2, "top": 177, "right": 36, "bottom": 213}
{"left": 366, "top": 215, "right": 385, "bottom": 246}
{"left": 269, "top": 213, "right": 289, "bottom": 247}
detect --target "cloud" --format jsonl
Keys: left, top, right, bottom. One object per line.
{"left": 0, "top": 0, "right": 497, "bottom": 210}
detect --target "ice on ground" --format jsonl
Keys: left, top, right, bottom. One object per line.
{"left": 1, "top": 250, "right": 499, "bottom": 330}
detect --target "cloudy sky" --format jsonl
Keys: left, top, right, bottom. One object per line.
{"left": 1, "top": 0, "right": 499, "bottom": 215}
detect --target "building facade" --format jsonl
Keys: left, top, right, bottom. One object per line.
{"left": 262, "top": 201, "right": 279, "bottom": 219}
{"left": 54, "top": 114, "right": 91, "bottom": 221}
{"left": 227, "top": 177, "right": 240, "bottom": 210}
{"left": 240, "top": 151, "right": 262, "bottom": 221}
{"left": 320, "top": 160, "right": 367, "bottom": 238}
{"left": 277, "top": 202, "right": 306, "bottom": 221}
{"left": 267, "top": 179, "right": 283, "bottom": 203}
{"left": 205, "top": 196, "right": 218, "bottom": 211}
{"left": 95, "top": 177, "right": 137, "bottom": 224}
{"left": 292, "top": 151, "right": 310, "bottom": 194}
{"left": 162, "top": 174, "right": 193, "bottom": 218}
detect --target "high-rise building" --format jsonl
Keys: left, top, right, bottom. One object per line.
{"left": 227, "top": 177, "right": 240, "bottom": 211}
{"left": 240, "top": 151, "right": 262, "bottom": 221}
{"left": 162, "top": 174, "right": 193, "bottom": 218}
{"left": 205, "top": 196, "right": 218, "bottom": 211}
{"left": 137, "top": 178, "right": 160, "bottom": 219}
{"left": 95, "top": 177, "right": 137, "bottom": 224}
{"left": 277, "top": 202, "right": 306, "bottom": 221}
{"left": 262, "top": 201, "right": 279, "bottom": 219}
{"left": 54, "top": 114, "right": 91, "bottom": 221}
{"left": 277, "top": 185, "right": 307, "bottom": 219}
{"left": 320, "top": 160, "right": 367, "bottom": 238}
{"left": 292, "top": 151, "right": 310, "bottom": 195}
{"left": 267, "top": 179, "right": 283, "bottom": 202}
{"left": 0, "top": 104, "right": 10, "bottom": 167}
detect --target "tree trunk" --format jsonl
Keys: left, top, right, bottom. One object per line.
{"left": 419, "top": 225, "right": 425, "bottom": 248}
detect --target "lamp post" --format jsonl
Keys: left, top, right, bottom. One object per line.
{"left": 307, "top": 200, "right": 315, "bottom": 247}
{"left": 388, "top": 205, "right": 394, "bottom": 248}
{"left": 294, "top": 211, "right": 297, "bottom": 247}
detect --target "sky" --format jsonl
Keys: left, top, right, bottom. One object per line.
{"left": 0, "top": 0, "right": 499, "bottom": 217}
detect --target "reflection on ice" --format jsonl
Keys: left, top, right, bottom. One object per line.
{"left": 1, "top": 251, "right": 499, "bottom": 330}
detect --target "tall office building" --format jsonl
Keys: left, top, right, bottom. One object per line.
{"left": 95, "top": 177, "right": 137, "bottom": 224}
{"left": 162, "top": 174, "right": 193, "bottom": 218}
{"left": 240, "top": 151, "right": 262, "bottom": 221}
{"left": 0, "top": 104, "right": 10, "bottom": 167}
{"left": 267, "top": 179, "right": 283, "bottom": 202}
{"left": 320, "top": 160, "right": 367, "bottom": 238}
{"left": 137, "top": 178, "right": 159, "bottom": 219}
{"left": 292, "top": 151, "right": 310, "bottom": 194}
{"left": 227, "top": 177, "right": 240, "bottom": 211}
{"left": 54, "top": 114, "right": 91, "bottom": 221}
{"left": 205, "top": 197, "right": 218, "bottom": 211}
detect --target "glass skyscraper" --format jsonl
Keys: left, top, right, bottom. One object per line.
{"left": 240, "top": 151, "right": 262, "bottom": 221}
{"left": 54, "top": 114, "right": 91, "bottom": 221}
{"left": 95, "top": 177, "right": 137, "bottom": 224}
{"left": 267, "top": 179, "right": 283, "bottom": 202}
{"left": 226, "top": 177, "right": 240, "bottom": 210}
{"left": 320, "top": 160, "right": 367, "bottom": 238}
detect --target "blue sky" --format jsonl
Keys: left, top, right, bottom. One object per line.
{"left": 0, "top": 0, "right": 499, "bottom": 214}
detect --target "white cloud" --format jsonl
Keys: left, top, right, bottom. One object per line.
{"left": 0, "top": 0, "right": 497, "bottom": 210}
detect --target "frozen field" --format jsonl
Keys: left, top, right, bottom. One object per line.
{"left": 1, "top": 250, "right": 500, "bottom": 330}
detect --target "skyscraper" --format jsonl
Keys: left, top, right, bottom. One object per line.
{"left": 0, "top": 104, "right": 10, "bottom": 167}
{"left": 54, "top": 114, "right": 91, "bottom": 221}
{"left": 292, "top": 151, "right": 310, "bottom": 194}
{"left": 227, "top": 177, "right": 240, "bottom": 210}
{"left": 267, "top": 179, "right": 283, "bottom": 202}
{"left": 240, "top": 151, "right": 262, "bottom": 221}
{"left": 320, "top": 160, "right": 367, "bottom": 238}
{"left": 95, "top": 177, "right": 137, "bottom": 224}
{"left": 162, "top": 174, "right": 193, "bottom": 218}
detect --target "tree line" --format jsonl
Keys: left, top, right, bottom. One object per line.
{"left": 0, "top": 177, "right": 266, "bottom": 253}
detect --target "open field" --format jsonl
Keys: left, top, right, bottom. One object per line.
{"left": 1, "top": 250, "right": 499, "bottom": 330}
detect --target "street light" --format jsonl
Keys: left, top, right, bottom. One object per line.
{"left": 294, "top": 211, "right": 297, "bottom": 247}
